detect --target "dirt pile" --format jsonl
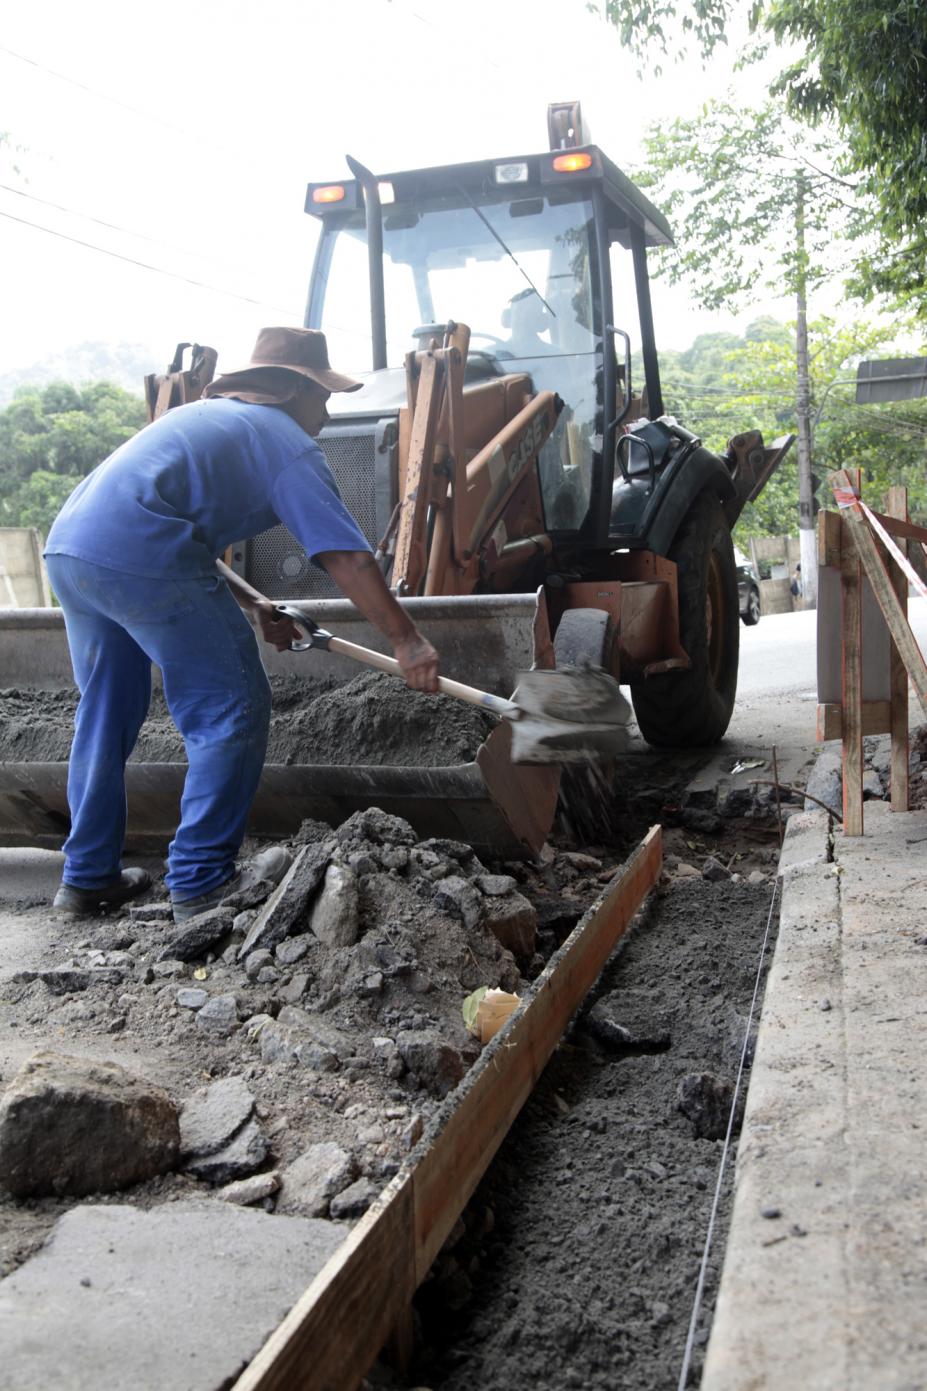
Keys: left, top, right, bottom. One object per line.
{"left": 0, "top": 806, "right": 612, "bottom": 1262}
{"left": 0, "top": 672, "right": 496, "bottom": 767}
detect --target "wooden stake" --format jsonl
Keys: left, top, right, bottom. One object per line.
{"left": 886, "top": 486, "right": 909, "bottom": 812}
{"left": 837, "top": 471, "right": 864, "bottom": 836}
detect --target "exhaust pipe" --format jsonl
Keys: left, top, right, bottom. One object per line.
{"left": 345, "top": 155, "right": 387, "bottom": 372}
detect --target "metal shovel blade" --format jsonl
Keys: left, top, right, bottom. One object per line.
{"left": 508, "top": 667, "right": 633, "bottom": 765}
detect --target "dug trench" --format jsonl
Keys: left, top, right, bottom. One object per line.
{"left": 0, "top": 672, "right": 807, "bottom": 1388}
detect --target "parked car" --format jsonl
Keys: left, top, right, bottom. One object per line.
{"left": 735, "top": 548, "right": 761, "bottom": 626}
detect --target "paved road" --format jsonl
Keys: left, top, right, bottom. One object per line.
{"left": 738, "top": 594, "right": 927, "bottom": 699}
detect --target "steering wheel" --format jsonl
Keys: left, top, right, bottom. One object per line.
{"left": 468, "top": 331, "right": 514, "bottom": 359}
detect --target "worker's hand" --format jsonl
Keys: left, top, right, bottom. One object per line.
{"left": 393, "top": 631, "right": 440, "bottom": 692}
{"left": 255, "top": 601, "right": 302, "bottom": 653}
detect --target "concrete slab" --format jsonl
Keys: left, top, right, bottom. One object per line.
{"left": 703, "top": 801, "right": 927, "bottom": 1390}
{"left": 0, "top": 848, "right": 64, "bottom": 904}
{"left": 0, "top": 1198, "right": 344, "bottom": 1390}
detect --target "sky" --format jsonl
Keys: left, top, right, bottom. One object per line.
{"left": 1, "top": 0, "right": 822, "bottom": 381}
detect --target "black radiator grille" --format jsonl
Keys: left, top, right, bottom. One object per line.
{"left": 244, "top": 424, "right": 379, "bottom": 600}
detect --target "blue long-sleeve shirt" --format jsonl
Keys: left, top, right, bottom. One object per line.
{"left": 45, "top": 398, "right": 370, "bottom": 577}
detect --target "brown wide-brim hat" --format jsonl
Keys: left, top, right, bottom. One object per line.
{"left": 203, "top": 326, "right": 363, "bottom": 405}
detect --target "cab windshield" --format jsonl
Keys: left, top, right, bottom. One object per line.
{"left": 314, "top": 189, "right": 601, "bottom": 530}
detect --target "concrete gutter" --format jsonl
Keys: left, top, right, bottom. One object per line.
{"left": 702, "top": 802, "right": 927, "bottom": 1390}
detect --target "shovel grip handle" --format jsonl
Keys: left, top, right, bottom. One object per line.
{"left": 327, "top": 636, "right": 517, "bottom": 718}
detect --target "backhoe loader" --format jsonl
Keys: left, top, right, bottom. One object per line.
{"left": 0, "top": 103, "right": 791, "bottom": 858}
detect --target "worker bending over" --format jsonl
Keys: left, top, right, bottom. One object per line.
{"left": 44, "top": 327, "right": 439, "bottom": 922}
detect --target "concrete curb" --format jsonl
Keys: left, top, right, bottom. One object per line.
{"left": 702, "top": 803, "right": 927, "bottom": 1390}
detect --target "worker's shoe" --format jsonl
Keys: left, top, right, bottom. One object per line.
{"left": 52, "top": 867, "right": 152, "bottom": 917}
{"left": 170, "top": 847, "right": 293, "bottom": 923}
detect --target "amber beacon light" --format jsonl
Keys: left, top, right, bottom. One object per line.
{"left": 312, "top": 185, "right": 346, "bottom": 204}
{"left": 551, "top": 152, "right": 593, "bottom": 173}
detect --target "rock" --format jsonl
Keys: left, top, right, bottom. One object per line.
{"left": 238, "top": 841, "right": 333, "bottom": 960}
{"left": 158, "top": 907, "right": 236, "bottom": 963}
{"left": 336, "top": 808, "right": 417, "bottom": 849}
{"left": 151, "top": 959, "right": 188, "bottom": 979}
{"left": 585, "top": 994, "right": 672, "bottom": 1051}
{"left": 245, "top": 948, "right": 274, "bottom": 979}
{"left": 346, "top": 849, "right": 379, "bottom": 876}
{"left": 747, "top": 869, "right": 767, "bottom": 885}
{"left": 433, "top": 875, "right": 483, "bottom": 930}
{"left": 482, "top": 892, "right": 537, "bottom": 964}
{"left": 677, "top": 1072, "right": 739, "bottom": 1140}
{"left": 0, "top": 1051, "right": 179, "bottom": 1198}
{"left": 534, "top": 896, "right": 584, "bottom": 939}
{"left": 330, "top": 1176, "right": 379, "bottom": 1219}
{"left": 128, "top": 903, "right": 173, "bottom": 922}
{"left": 221, "top": 879, "right": 276, "bottom": 911}
{"left": 179, "top": 1076, "right": 255, "bottom": 1158}
{"left": 420, "top": 837, "right": 482, "bottom": 871}
{"left": 378, "top": 844, "right": 409, "bottom": 871}
{"left": 560, "top": 852, "right": 602, "bottom": 872}
{"left": 681, "top": 808, "right": 724, "bottom": 835}
{"left": 476, "top": 873, "right": 517, "bottom": 896}
{"left": 275, "top": 934, "right": 312, "bottom": 966}
{"left": 862, "top": 767, "right": 884, "bottom": 800}
{"left": 278, "top": 973, "right": 310, "bottom": 1005}
{"left": 39, "top": 967, "right": 90, "bottom": 995}
{"left": 256, "top": 966, "right": 279, "bottom": 986}
{"left": 401, "top": 1113, "right": 424, "bottom": 1150}
{"left": 258, "top": 1023, "right": 339, "bottom": 1072}
{"left": 397, "top": 1030, "right": 465, "bottom": 1098}
{"left": 674, "top": 862, "right": 701, "bottom": 878}
{"left": 183, "top": 1118, "right": 270, "bottom": 1184}
{"left": 216, "top": 1170, "right": 281, "bottom": 1206}
{"left": 195, "top": 994, "right": 240, "bottom": 1036}
{"left": 701, "top": 856, "right": 730, "bottom": 882}
{"left": 309, "top": 862, "right": 360, "bottom": 947}
{"left": 90, "top": 924, "right": 137, "bottom": 951}
{"left": 176, "top": 987, "right": 208, "bottom": 1010}
{"left": 278, "top": 1141, "right": 356, "bottom": 1217}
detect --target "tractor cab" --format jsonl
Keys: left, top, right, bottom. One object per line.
{"left": 303, "top": 106, "right": 676, "bottom": 554}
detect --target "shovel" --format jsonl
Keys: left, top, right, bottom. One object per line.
{"left": 275, "top": 605, "right": 632, "bottom": 766}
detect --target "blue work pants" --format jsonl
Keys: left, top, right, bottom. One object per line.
{"left": 45, "top": 555, "right": 271, "bottom": 900}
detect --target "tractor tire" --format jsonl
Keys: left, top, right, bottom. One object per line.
{"left": 630, "top": 493, "right": 739, "bottom": 747}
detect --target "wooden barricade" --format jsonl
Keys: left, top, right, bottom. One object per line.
{"left": 818, "top": 471, "right": 927, "bottom": 833}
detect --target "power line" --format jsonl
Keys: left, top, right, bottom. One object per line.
{"left": 0, "top": 42, "right": 189, "bottom": 137}
{"left": 0, "top": 207, "right": 301, "bottom": 314}
{"left": 0, "top": 181, "right": 275, "bottom": 281}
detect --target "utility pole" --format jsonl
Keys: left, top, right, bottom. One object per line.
{"left": 794, "top": 172, "right": 817, "bottom": 605}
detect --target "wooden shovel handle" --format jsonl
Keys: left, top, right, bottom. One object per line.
{"left": 327, "top": 636, "right": 517, "bottom": 718}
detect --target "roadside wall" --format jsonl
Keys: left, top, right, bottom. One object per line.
{"left": 0, "top": 529, "right": 51, "bottom": 608}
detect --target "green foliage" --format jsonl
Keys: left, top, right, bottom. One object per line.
{"left": 0, "top": 380, "right": 145, "bottom": 539}
{"left": 657, "top": 316, "right": 927, "bottom": 538}
{"left": 636, "top": 99, "right": 860, "bottom": 311}
{"left": 593, "top": 0, "right": 927, "bottom": 316}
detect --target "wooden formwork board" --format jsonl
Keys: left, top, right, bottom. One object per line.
{"left": 234, "top": 825, "right": 663, "bottom": 1391}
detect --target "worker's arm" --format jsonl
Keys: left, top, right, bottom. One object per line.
{"left": 217, "top": 554, "right": 439, "bottom": 692}
{"left": 316, "top": 549, "right": 439, "bottom": 692}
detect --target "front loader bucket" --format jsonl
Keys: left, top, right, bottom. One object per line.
{"left": 0, "top": 596, "right": 559, "bottom": 859}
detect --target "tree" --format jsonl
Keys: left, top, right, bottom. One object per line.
{"left": 766, "top": 0, "right": 927, "bottom": 311}
{"left": 636, "top": 99, "right": 863, "bottom": 601}
{"left": 595, "top": 0, "right": 927, "bottom": 317}
{"left": 0, "top": 380, "right": 146, "bottom": 540}
{"left": 658, "top": 317, "right": 927, "bottom": 540}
